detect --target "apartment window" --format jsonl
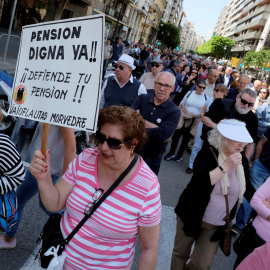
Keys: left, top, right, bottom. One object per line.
{"left": 251, "top": 13, "right": 263, "bottom": 22}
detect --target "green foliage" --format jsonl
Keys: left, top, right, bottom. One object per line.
{"left": 195, "top": 36, "right": 235, "bottom": 59}
{"left": 157, "top": 23, "right": 180, "bottom": 48}
{"left": 244, "top": 50, "right": 270, "bottom": 69}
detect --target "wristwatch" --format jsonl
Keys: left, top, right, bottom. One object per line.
{"left": 218, "top": 165, "right": 227, "bottom": 174}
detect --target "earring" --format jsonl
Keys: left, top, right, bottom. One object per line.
{"left": 131, "top": 150, "right": 134, "bottom": 154}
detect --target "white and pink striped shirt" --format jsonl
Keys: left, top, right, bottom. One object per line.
{"left": 61, "top": 148, "right": 161, "bottom": 270}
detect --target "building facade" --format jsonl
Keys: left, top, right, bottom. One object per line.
{"left": 214, "top": 0, "right": 270, "bottom": 57}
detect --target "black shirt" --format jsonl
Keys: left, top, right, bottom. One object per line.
{"left": 225, "top": 87, "right": 239, "bottom": 101}
{"left": 259, "top": 127, "right": 270, "bottom": 170}
{"left": 201, "top": 98, "right": 258, "bottom": 143}
{"left": 131, "top": 94, "right": 180, "bottom": 157}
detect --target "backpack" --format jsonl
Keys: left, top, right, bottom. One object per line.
{"left": 0, "top": 189, "right": 18, "bottom": 232}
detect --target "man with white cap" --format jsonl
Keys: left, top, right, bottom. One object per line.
{"left": 144, "top": 48, "right": 161, "bottom": 72}
{"left": 100, "top": 54, "right": 146, "bottom": 108}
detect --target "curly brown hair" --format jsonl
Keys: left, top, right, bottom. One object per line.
{"left": 97, "top": 106, "right": 147, "bottom": 153}
{"left": 215, "top": 84, "right": 229, "bottom": 97}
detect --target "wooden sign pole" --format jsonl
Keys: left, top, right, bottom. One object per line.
{"left": 41, "top": 123, "right": 50, "bottom": 155}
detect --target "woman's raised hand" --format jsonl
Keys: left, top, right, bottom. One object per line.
{"left": 222, "top": 153, "right": 242, "bottom": 171}
{"left": 29, "top": 150, "right": 51, "bottom": 181}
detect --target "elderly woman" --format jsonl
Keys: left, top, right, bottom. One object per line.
{"left": 29, "top": 106, "right": 161, "bottom": 270}
{"left": 186, "top": 84, "right": 229, "bottom": 174}
{"left": 165, "top": 78, "right": 206, "bottom": 162}
{"left": 170, "top": 119, "right": 255, "bottom": 270}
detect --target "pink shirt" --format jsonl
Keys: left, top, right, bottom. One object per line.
{"left": 251, "top": 176, "right": 270, "bottom": 241}
{"left": 236, "top": 241, "right": 270, "bottom": 270}
{"left": 203, "top": 168, "right": 239, "bottom": 225}
{"left": 61, "top": 148, "right": 161, "bottom": 270}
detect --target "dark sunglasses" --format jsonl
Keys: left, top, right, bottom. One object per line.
{"left": 95, "top": 130, "right": 131, "bottom": 150}
{"left": 240, "top": 97, "right": 254, "bottom": 107}
{"left": 151, "top": 63, "right": 160, "bottom": 68}
{"left": 114, "top": 64, "right": 125, "bottom": 71}
{"left": 198, "top": 85, "right": 206, "bottom": 90}
{"left": 191, "top": 72, "right": 197, "bottom": 75}
{"left": 214, "top": 88, "right": 221, "bottom": 92}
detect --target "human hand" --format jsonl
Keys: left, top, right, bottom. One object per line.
{"left": 263, "top": 199, "right": 270, "bottom": 209}
{"left": 29, "top": 150, "right": 51, "bottom": 181}
{"left": 222, "top": 153, "right": 242, "bottom": 171}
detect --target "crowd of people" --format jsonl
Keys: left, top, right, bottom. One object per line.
{"left": 0, "top": 37, "right": 269, "bottom": 270}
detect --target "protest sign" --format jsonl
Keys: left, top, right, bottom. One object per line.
{"left": 8, "top": 14, "right": 104, "bottom": 132}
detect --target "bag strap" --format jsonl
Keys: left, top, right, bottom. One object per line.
{"left": 61, "top": 154, "right": 139, "bottom": 248}
{"left": 209, "top": 147, "right": 231, "bottom": 225}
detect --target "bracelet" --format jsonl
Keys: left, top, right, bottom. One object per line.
{"left": 218, "top": 165, "right": 227, "bottom": 174}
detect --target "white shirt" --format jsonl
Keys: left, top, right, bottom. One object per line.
{"left": 100, "top": 75, "right": 147, "bottom": 108}
{"left": 181, "top": 91, "right": 208, "bottom": 115}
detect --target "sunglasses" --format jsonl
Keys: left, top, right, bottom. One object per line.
{"left": 96, "top": 130, "right": 131, "bottom": 150}
{"left": 198, "top": 85, "right": 206, "bottom": 90}
{"left": 214, "top": 88, "right": 221, "bottom": 92}
{"left": 240, "top": 97, "right": 254, "bottom": 107}
{"left": 114, "top": 64, "right": 125, "bottom": 71}
{"left": 151, "top": 63, "right": 160, "bottom": 68}
{"left": 191, "top": 72, "right": 197, "bottom": 74}
{"left": 84, "top": 188, "right": 104, "bottom": 215}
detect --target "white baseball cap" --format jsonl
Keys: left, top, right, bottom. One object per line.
{"left": 217, "top": 119, "right": 253, "bottom": 143}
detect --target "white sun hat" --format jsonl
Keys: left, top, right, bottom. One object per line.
{"left": 217, "top": 119, "right": 253, "bottom": 143}
{"left": 115, "top": 54, "right": 136, "bottom": 70}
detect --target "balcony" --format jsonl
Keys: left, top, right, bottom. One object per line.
{"left": 233, "top": 31, "right": 262, "bottom": 42}
{"left": 237, "top": 4, "right": 270, "bottom": 25}
{"left": 234, "top": 18, "right": 267, "bottom": 33}
{"left": 241, "top": 0, "right": 268, "bottom": 18}
{"left": 231, "top": 44, "right": 257, "bottom": 52}
{"left": 105, "top": 7, "right": 128, "bottom": 24}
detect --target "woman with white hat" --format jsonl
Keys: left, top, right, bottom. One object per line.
{"left": 171, "top": 119, "right": 256, "bottom": 270}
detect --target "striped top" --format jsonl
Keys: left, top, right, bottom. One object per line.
{"left": 0, "top": 134, "right": 25, "bottom": 194}
{"left": 61, "top": 148, "right": 161, "bottom": 270}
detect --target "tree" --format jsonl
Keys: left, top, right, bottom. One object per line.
{"left": 196, "top": 36, "right": 235, "bottom": 59}
{"left": 157, "top": 23, "right": 180, "bottom": 48}
{"left": 244, "top": 49, "right": 270, "bottom": 69}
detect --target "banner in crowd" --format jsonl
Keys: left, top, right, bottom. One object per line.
{"left": 9, "top": 14, "right": 104, "bottom": 131}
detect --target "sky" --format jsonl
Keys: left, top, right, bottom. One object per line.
{"left": 182, "top": 0, "right": 231, "bottom": 40}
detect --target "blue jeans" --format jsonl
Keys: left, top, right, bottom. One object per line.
{"left": 235, "top": 159, "right": 270, "bottom": 229}
{"left": 189, "top": 122, "right": 203, "bottom": 169}
{"left": 6, "top": 170, "right": 59, "bottom": 238}
{"left": 142, "top": 155, "right": 162, "bottom": 175}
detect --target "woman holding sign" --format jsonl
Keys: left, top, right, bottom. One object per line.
{"left": 30, "top": 106, "right": 161, "bottom": 270}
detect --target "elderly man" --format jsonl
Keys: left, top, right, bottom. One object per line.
{"left": 167, "top": 60, "right": 184, "bottom": 92}
{"left": 251, "top": 80, "right": 262, "bottom": 92}
{"left": 218, "top": 66, "right": 235, "bottom": 88}
{"left": 131, "top": 71, "right": 180, "bottom": 175}
{"left": 139, "top": 59, "right": 163, "bottom": 93}
{"left": 204, "top": 68, "right": 219, "bottom": 98}
{"left": 226, "top": 74, "right": 250, "bottom": 101}
{"left": 100, "top": 54, "right": 146, "bottom": 108}
{"left": 201, "top": 88, "right": 258, "bottom": 160}
{"left": 145, "top": 48, "right": 161, "bottom": 72}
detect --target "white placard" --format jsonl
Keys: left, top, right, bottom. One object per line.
{"left": 8, "top": 14, "right": 104, "bottom": 131}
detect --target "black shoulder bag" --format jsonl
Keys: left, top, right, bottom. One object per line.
{"left": 37, "top": 154, "right": 139, "bottom": 268}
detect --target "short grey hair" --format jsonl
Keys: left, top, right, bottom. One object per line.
{"left": 239, "top": 88, "right": 257, "bottom": 99}
{"left": 239, "top": 74, "right": 250, "bottom": 82}
{"left": 155, "top": 71, "right": 176, "bottom": 85}
{"left": 174, "top": 60, "right": 184, "bottom": 67}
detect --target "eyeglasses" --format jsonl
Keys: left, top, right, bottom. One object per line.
{"left": 198, "top": 85, "right": 206, "bottom": 90}
{"left": 191, "top": 72, "right": 197, "bottom": 74}
{"left": 240, "top": 97, "right": 254, "bottom": 107}
{"left": 96, "top": 130, "right": 131, "bottom": 150}
{"left": 84, "top": 188, "right": 104, "bottom": 215}
{"left": 114, "top": 64, "right": 125, "bottom": 71}
{"left": 151, "top": 63, "right": 161, "bottom": 68}
{"left": 214, "top": 88, "right": 221, "bottom": 92}
{"left": 154, "top": 81, "right": 173, "bottom": 90}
